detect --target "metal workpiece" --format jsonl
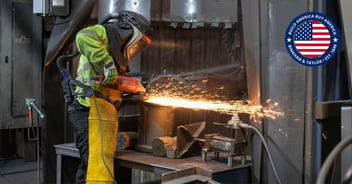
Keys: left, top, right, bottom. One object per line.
{"left": 176, "top": 121, "right": 205, "bottom": 158}
{"left": 202, "top": 121, "right": 248, "bottom": 167}
{"left": 161, "top": 167, "right": 221, "bottom": 184}
{"left": 136, "top": 103, "right": 175, "bottom": 153}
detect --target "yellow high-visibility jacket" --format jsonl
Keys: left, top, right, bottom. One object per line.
{"left": 75, "top": 24, "right": 121, "bottom": 107}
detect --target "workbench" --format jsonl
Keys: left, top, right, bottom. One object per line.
{"left": 54, "top": 143, "right": 251, "bottom": 183}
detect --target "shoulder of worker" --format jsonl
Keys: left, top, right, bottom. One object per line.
{"left": 76, "top": 24, "right": 107, "bottom": 38}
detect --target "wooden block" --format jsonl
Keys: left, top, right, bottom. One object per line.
{"left": 152, "top": 136, "right": 176, "bottom": 157}
{"left": 117, "top": 131, "right": 138, "bottom": 150}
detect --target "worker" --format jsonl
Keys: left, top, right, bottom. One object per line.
{"left": 67, "top": 10, "right": 152, "bottom": 184}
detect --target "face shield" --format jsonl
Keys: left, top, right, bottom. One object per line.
{"left": 123, "top": 23, "right": 152, "bottom": 61}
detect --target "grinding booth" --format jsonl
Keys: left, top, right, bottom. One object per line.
{"left": 34, "top": 0, "right": 352, "bottom": 184}
{"left": 51, "top": 0, "right": 254, "bottom": 183}
{"left": 1, "top": 0, "right": 352, "bottom": 184}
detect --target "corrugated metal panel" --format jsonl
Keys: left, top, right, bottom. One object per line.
{"left": 141, "top": 24, "right": 246, "bottom": 100}
{"left": 151, "top": 0, "right": 170, "bottom": 21}
{"left": 140, "top": 23, "right": 246, "bottom": 139}
{"left": 263, "top": 1, "right": 308, "bottom": 184}
{"left": 142, "top": 25, "right": 242, "bottom": 74}
{"left": 151, "top": 0, "right": 237, "bottom": 23}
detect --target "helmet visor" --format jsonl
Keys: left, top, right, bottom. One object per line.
{"left": 124, "top": 24, "right": 152, "bottom": 61}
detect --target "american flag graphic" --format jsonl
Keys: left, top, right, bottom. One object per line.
{"left": 294, "top": 21, "right": 331, "bottom": 58}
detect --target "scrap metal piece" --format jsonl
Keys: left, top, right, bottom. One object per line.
{"left": 136, "top": 104, "right": 175, "bottom": 153}
{"left": 202, "top": 122, "right": 248, "bottom": 167}
{"left": 161, "top": 167, "right": 221, "bottom": 184}
{"left": 177, "top": 121, "right": 206, "bottom": 158}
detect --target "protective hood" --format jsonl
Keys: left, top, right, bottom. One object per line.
{"left": 103, "top": 11, "right": 152, "bottom": 73}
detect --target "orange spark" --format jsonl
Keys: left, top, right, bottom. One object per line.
{"left": 145, "top": 96, "right": 283, "bottom": 120}
{"left": 145, "top": 82, "right": 284, "bottom": 120}
{"left": 322, "top": 133, "right": 327, "bottom": 140}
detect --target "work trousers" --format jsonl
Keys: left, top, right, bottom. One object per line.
{"left": 68, "top": 101, "right": 90, "bottom": 184}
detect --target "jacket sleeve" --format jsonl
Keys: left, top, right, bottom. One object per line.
{"left": 75, "top": 24, "right": 113, "bottom": 66}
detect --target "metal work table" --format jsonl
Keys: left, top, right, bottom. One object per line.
{"left": 54, "top": 143, "right": 251, "bottom": 183}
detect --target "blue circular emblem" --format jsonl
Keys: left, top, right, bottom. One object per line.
{"left": 285, "top": 12, "right": 340, "bottom": 66}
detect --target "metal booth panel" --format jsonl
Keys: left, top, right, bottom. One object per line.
{"left": 241, "top": 0, "right": 262, "bottom": 183}
{"left": 243, "top": 0, "right": 309, "bottom": 183}
{"left": 264, "top": 0, "right": 308, "bottom": 184}
{"left": 339, "top": 0, "right": 352, "bottom": 97}
{"left": 339, "top": 0, "right": 352, "bottom": 178}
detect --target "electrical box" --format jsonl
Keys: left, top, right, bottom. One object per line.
{"left": 33, "top": 0, "right": 69, "bottom": 16}
{"left": 33, "top": 0, "right": 48, "bottom": 15}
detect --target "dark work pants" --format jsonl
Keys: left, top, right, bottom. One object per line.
{"left": 68, "top": 102, "right": 90, "bottom": 184}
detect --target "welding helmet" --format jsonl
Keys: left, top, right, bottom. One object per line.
{"left": 103, "top": 11, "right": 152, "bottom": 73}
{"left": 120, "top": 11, "right": 152, "bottom": 61}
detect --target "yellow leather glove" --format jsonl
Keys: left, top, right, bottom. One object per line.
{"left": 99, "top": 86, "right": 123, "bottom": 108}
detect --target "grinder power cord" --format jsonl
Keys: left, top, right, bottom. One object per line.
{"left": 57, "top": 51, "right": 117, "bottom": 183}
{"left": 238, "top": 122, "right": 282, "bottom": 184}
{"left": 316, "top": 136, "right": 352, "bottom": 184}
{"left": 89, "top": 83, "right": 117, "bottom": 184}
{"left": 230, "top": 116, "right": 282, "bottom": 184}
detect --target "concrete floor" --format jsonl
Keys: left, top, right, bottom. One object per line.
{"left": 0, "top": 158, "right": 38, "bottom": 184}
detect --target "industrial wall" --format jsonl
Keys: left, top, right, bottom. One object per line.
{"left": 0, "top": 0, "right": 42, "bottom": 160}
{"left": 0, "top": 0, "right": 42, "bottom": 129}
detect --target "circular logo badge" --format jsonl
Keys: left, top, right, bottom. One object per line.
{"left": 285, "top": 12, "right": 340, "bottom": 66}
